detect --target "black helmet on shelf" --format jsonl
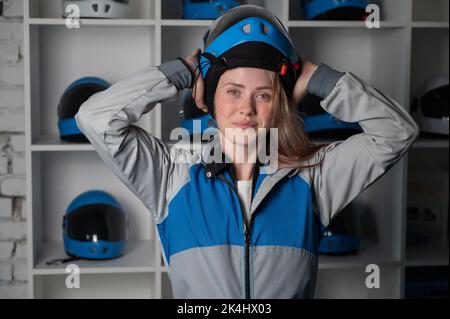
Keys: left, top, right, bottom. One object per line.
{"left": 297, "top": 93, "right": 363, "bottom": 139}
{"left": 411, "top": 76, "right": 449, "bottom": 136}
{"left": 58, "top": 76, "right": 110, "bottom": 142}
{"left": 63, "top": 190, "right": 128, "bottom": 260}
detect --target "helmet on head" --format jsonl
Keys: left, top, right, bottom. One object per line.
{"left": 197, "top": 5, "right": 302, "bottom": 119}
{"left": 411, "top": 76, "right": 449, "bottom": 136}
{"left": 62, "top": 0, "right": 130, "bottom": 19}
{"left": 301, "top": 0, "right": 369, "bottom": 21}
{"left": 58, "top": 77, "right": 110, "bottom": 142}
{"left": 63, "top": 190, "right": 128, "bottom": 260}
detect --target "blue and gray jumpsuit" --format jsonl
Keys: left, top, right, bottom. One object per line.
{"left": 75, "top": 59, "right": 419, "bottom": 298}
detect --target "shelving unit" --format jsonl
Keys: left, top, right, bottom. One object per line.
{"left": 23, "top": 0, "right": 448, "bottom": 299}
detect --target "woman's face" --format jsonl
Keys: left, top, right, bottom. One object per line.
{"left": 214, "top": 67, "right": 274, "bottom": 146}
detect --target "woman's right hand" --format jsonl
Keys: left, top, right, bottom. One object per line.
{"left": 184, "top": 49, "right": 208, "bottom": 113}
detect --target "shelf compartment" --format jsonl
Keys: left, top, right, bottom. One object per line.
{"left": 33, "top": 240, "right": 157, "bottom": 275}
{"left": 161, "top": 0, "right": 286, "bottom": 20}
{"left": 289, "top": 27, "right": 410, "bottom": 108}
{"left": 28, "top": 0, "right": 156, "bottom": 19}
{"left": 33, "top": 272, "right": 156, "bottom": 298}
{"left": 28, "top": 24, "right": 156, "bottom": 141}
{"left": 406, "top": 247, "right": 449, "bottom": 267}
{"left": 410, "top": 28, "right": 449, "bottom": 110}
{"left": 30, "top": 152, "right": 155, "bottom": 263}
{"left": 289, "top": 0, "right": 411, "bottom": 23}
{"left": 412, "top": 0, "right": 449, "bottom": 22}
{"left": 314, "top": 265, "right": 401, "bottom": 298}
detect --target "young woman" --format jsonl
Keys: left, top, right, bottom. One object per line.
{"left": 75, "top": 5, "right": 419, "bottom": 299}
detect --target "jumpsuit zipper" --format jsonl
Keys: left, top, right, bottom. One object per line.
{"left": 218, "top": 174, "right": 254, "bottom": 300}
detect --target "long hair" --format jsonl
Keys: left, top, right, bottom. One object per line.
{"left": 267, "top": 70, "right": 329, "bottom": 169}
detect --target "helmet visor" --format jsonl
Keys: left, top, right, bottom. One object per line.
{"left": 66, "top": 204, "right": 127, "bottom": 242}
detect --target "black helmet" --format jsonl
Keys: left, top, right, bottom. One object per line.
{"left": 297, "top": 93, "right": 363, "bottom": 139}
{"left": 58, "top": 77, "right": 110, "bottom": 142}
{"left": 197, "top": 5, "right": 302, "bottom": 118}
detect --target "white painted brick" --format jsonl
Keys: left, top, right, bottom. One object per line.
{"left": 0, "top": 196, "right": 13, "bottom": 218}
{"left": 11, "top": 153, "right": 24, "bottom": 174}
{"left": 0, "top": 108, "right": 25, "bottom": 133}
{"left": 19, "top": 197, "right": 25, "bottom": 220}
{"left": 0, "top": 176, "right": 26, "bottom": 196}
{"left": 0, "top": 64, "right": 24, "bottom": 86}
{"left": 3, "top": 0, "right": 23, "bottom": 18}
{"left": 12, "top": 259, "right": 27, "bottom": 281}
{"left": 0, "top": 155, "right": 8, "bottom": 174}
{"left": 12, "top": 196, "right": 25, "bottom": 222}
{"left": 9, "top": 134, "right": 25, "bottom": 151}
{"left": 0, "top": 87, "right": 24, "bottom": 108}
{"left": 0, "top": 261, "right": 13, "bottom": 281}
{"left": 0, "top": 283, "right": 27, "bottom": 298}
{"left": 0, "top": 22, "right": 23, "bottom": 41}
{"left": 0, "top": 134, "right": 10, "bottom": 150}
{"left": 0, "top": 40, "right": 20, "bottom": 64}
{"left": 0, "top": 241, "right": 14, "bottom": 259}
{"left": 0, "top": 220, "right": 26, "bottom": 240}
{"left": 14, "top": 241, "right": 26, "bottom": 259}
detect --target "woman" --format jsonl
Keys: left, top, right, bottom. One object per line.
{"left": 75, "top": 5, "right": 418, "bottom": 299}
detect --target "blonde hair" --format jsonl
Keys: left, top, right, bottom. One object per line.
{"left": 267, "top": 70, "right": 328, "bottom": 169}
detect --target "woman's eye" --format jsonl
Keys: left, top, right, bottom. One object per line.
{"left": 227, "top": 89, "right": 239, "bottom": 96}
{"left": 258, "top": 93, "right": 271, "bottom": 101}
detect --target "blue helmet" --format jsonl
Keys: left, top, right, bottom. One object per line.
{"left": 58, "top": 77, "right": 110, "bottom": 142}
{"left": 183, "top": 0, "right": 241, "bottom": 20}
{"left": 319, "top": 202, "right": 361, "bottom": 254}
{"left": 297, "top": 93, "right": 362, "bottom": 138}
{"left": 301, "top": 0, "right": 369, "bottom": 20}
{"left": 197, "top": 5, "right": 302, "bottom": 119}
{"left": 63, "top": 190, "right": 128, "bottom": 260}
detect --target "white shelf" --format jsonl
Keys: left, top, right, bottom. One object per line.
{"left": 411, "top": 21, "right": 449, "bottom": 28}
{"left": 161, "top": 19, "right": 214, "bottom": 27}
{"left": 406, "top": 247, "right": 449, "bottom": 267}
{"left": 411, "top": 137, "right": 449, "bottom": 149}
{"left": 318, "top": 240, "right": 399, "bottom": 269}
{"left": 288, "top": 20, "right": 406, "bottom": 28}
{"left": 31, "top": 135, "right": 94, "bottom": 152}
{"left": 33, "top": 240, "right": 157, "bottom": 275}
{"left": 28, "top": 18, "right": 156, "bottom": 26}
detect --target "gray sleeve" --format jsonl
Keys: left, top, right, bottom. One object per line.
{"left": 75, "top": 60, "right": 193, "bottom": 223}
{"left": 301, "top": 66, "right": 419, "bottom": 227}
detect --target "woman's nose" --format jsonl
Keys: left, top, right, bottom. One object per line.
{"left": 238, "top": 96, "right": 256, "bottom": 115}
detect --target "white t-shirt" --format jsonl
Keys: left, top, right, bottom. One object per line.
{"left": 237, "top": 180, "right": 253, "bottom": 223}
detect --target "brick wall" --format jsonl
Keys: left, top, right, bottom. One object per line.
{"left": 0, "top": 0, "right": 27, "bottom": 299}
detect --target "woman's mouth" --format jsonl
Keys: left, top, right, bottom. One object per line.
{"left": 233, "top": 123, "right": 255, "bottom": 129}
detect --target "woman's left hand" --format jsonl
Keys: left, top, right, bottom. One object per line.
{"left": 292, "top": 61, "right": 318, "bottom": 105}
